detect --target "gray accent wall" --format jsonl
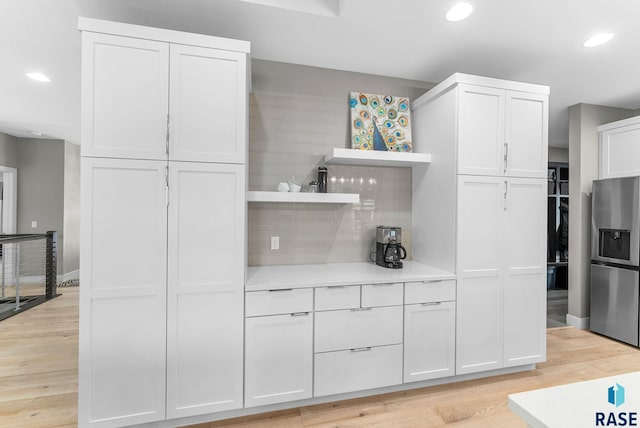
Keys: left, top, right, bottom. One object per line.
{"left": 549, "top": 147, "right": 569, "bottom": 163}
{"left": 16, "top": 138, "right": 66, "bottom": 274}
{"left": 567, "top": 104, "right": 637, "bottom": 327}
{"left": 63, "top": 142, "right": 81, "bottom": 275}
{"left": 0, "top": 133, "right": 81, "bottom": 277}
{"left": 248, "top": 60, "right": 434, "bottom": 266}
{"left": 0, "top": 133, "right": 18, "bottom": 167}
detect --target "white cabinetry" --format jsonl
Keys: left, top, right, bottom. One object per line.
{"left": 81, "top": 33, "right": 169, "bottom": 161}
{"left": 79, "top": 18, "right": 249, "bottom": 427}
{"left": 313, "top": 284, "right": 403, "bottom": 397}
{"left": 245, "top": 289, "right": 313, "bottom": 407}
{"left": 598, "top": 116, "right": 640, "bottom": 179}
{"left": 81, "top": 29, "right": 247, "bottom": 164}
{"left": 403, "top": 280, "right": 456, "bottom": 383}
{"left": 166, "top": 162, "right": 245, "bottom": 418}
{"left": 79, "top": 158, "right": 168, "bottom": 426}
{"left": 412, "top": 73, "right": 548, "bottom": 377}
{"left": 457, "top": 82, "right": 548, "bottom": 178}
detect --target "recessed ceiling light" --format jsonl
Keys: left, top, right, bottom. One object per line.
{"left": 446, "top": 2, "right": 473, "bottom": 22}
{"left": 583, "top": 33, "right": 614, "bottom": 48}
{"left": 26, "top": 72, "right": 51, "bottom": 82}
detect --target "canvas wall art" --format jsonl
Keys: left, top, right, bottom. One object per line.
{"left": 349, "top": 92, "right": 412, "bottom": 152}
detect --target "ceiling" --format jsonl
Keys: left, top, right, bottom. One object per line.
{"left": 3, "top": 0, "right": 640, "bottom": 148}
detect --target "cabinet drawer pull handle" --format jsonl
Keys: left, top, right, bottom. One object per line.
{"left": 350, "top": 307, "right": 372, "bottom": 311}
{"left": 327, "top": 285, "right": 347, "bottom": 289}
{"left": 268, "top": 288, "right": 293, "bottom": 292}
{"left": 290, "top": 312, "right": 309, "bottom": 317}
{"left": 372, "top": 283, "right": 394, "bottom": 287}
{"left": 423, "top": 279, "right": 443, "bottom": 283}
{"left": 422, "top": 301, "right": 442, "bottom": 306}
{"left": 350, "top": 347, "right": 372, "bottom": 352}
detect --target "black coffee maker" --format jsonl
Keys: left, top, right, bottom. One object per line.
{"left": 375, "top": 226, "right": 407, "bottom": 269}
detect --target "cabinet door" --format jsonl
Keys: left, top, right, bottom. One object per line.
{"left": 404, "top": 302, "right": 455, "bottom": 383}
{"left": 169, "top": 45, "right": 247, "bottom": 164}
{"left": 245, "top": 313, "right": 313, "bottom": 407}
{"left": 314, "top": 306, "right": 403, "bottom": 353}
{"left": 81, "top": 32, "right": 169, "bottom": 160}
{"left": 599, "top": 121, "right": 640, "bottom": 179}
{"left": 505, "top": 91, "right": 548, "bottom": 178}
{"left": 78, "top": 158, "right": 167, "bottom": 427}
{"left": 456, "top": 175, "right": 504, "bottom": 374}
{"left": 166, "top": 162, "right": 245, "bottom": 418}
{"left": 314, "top": 344, "right": 402, "bottom": 397}
{"left": 457, "top": 84, "right": 505, "bottom": 176}
{"left": 503, "top": 178, "right": 547, "bottom": 366}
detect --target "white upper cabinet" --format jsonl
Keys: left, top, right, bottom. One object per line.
{"left": 458, "top": 86, "right": 548, "bottom": 178}
{"left": 598, "top": 116, "right": 640, "bottom": 179}
{"left": 505, "top": 92, "right": 548, "bottom": 178}
{"left": 81, "top": 33, "right": 169, "bottom": 160}
{"left": 169, "top": 45, "right": 247, "bottom": 163}
{"left": 414, "top": 74, "right": 548, "bottom": 179}
{"left": 458, "top": 84, "right": 505, "bottom": 176}
{"left": 81, "top": 25, "right": 249, "bottom": 163}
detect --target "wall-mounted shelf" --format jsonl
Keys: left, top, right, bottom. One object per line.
{"left": 324, "top": 148, "right": 431, "bottom": 167}
{"left": 247, "top": 191, "right": 360, "bottom": 204}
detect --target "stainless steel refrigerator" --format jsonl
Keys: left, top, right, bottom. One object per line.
{"left": 591, "top": 176, "right": 640, "bottom": 346}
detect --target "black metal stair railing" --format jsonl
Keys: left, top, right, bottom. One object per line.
{"left": 0, "top": 231, "right": 58, "bottom": 321}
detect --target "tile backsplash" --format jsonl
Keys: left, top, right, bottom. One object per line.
{"left": 248, "top": 60, "right": 433, "bottom": 266}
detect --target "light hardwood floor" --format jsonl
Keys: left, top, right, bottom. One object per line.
{"left": 2, "top": 287, "right": 640, "bottom": 427}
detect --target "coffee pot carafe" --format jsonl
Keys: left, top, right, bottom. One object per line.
{"left": 375, "top": 226, "right": 407, "bottom": 269}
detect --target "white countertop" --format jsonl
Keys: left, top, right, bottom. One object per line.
{"left": 509, "top": 371, "right": 640, "bottom": 428}
{"left": 245, "top": 261, "right": 455, "bottom": 291}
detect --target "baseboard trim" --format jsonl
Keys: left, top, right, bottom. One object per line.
{"left": 566, "top": 314, "right": 590, "bottom": 330}
{"left": 5, "top": 270, "right": 79, "bottom": 285}
{"left": 60, "top": 270, "right": 79, "bottom": 282}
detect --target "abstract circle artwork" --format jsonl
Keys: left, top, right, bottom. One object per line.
{"left": 349, "top": 92, "right": 413, "bottom": 152}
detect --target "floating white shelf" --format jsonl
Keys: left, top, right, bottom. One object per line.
{"left": 247, "top": 191, "right": 360, "bottom": 204}
{"left": 324, "top": 148, "right": 432, "bottom": 167}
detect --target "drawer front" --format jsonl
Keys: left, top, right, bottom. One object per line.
{"left": 361, "top": 283, "right": 403, "bottom": 307}
{"left": 405, "top": 280, "right": 456, "bottom": 304}
{"left": 315, "top": 306, "right": 402, "bottom": 352}
{"left": 314, "top": 344, "right": 402, "bottom": 397}
{"left": 245, "top": 288, "right": 313, "bottom": 317}
{"left": 315, "top": 285, "right": 360, "bottom": 311}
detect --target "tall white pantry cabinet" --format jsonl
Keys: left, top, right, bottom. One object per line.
{"left": 78, "top": 18, "right": 249, "bottom": 427}
{"left": 412, "top": 73, "right": 548, "bottom": 376}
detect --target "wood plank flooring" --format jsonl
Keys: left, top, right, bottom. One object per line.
{"left": 1, "top": 287, "right": 639, "bottom": 427}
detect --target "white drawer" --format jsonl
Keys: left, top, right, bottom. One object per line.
{"left": 245, "top": 288, "right": 313, "bottom": 317}
{"left": 315, "top": 285, "right": 360, "bottom": 311}
{"left": 361, "top": 283, "right": 403, "bottom": 307}
{"left": 314, "top": 344, "right": 402, "bottom": 397}
{"left": 405, "top": 280, "right": 456, "bottom": 304}
{"left": 314, "top": 306, "right": 402, "bottom": 352}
